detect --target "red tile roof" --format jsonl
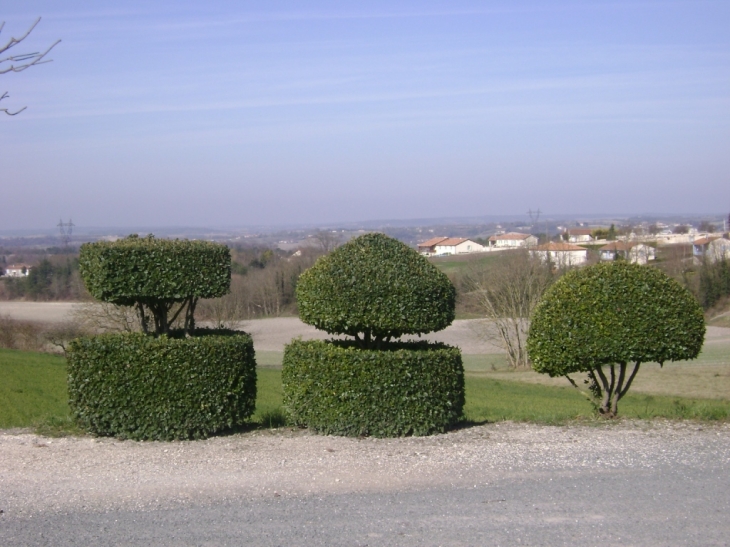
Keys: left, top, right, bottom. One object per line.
{"left": 437, "top": 238, "right": 469, "bottom": 246}
{"left": 565, "top": 228, "right": 594, "bottom": 236}
{"left": 418, "top": 237, "right": 449, "bottom": 248}
{"left": 694, "top": 236, "right": 719, "bottom": 246}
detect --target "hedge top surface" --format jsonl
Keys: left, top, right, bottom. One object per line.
{"left": 79, "top": 235, "right": 231, "bottom": 305}
{"left": 296, "top": 233, "right": 455, "bottom": 339}
{"left": 527, "top": 261, "right": 705, "bottom": 376}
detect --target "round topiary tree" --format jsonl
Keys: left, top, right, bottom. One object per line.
{"left": 283, "top": 233, "right": 464, "bottom": 436}
{"left": 296, "top": 232, "right": 456, "bottom": 348}
{"left": 527, "top": 261, "right": 705, "bottom": 417}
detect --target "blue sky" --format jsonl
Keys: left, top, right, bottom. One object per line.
{"left": 2, "top": 1, "right": 729, "bottom": 230}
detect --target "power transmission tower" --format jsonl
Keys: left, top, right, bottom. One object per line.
{"left": 527, "top": 208, "right": 541, "bottom": 226}
{"left": 57, "top": 218, "right": 74, "bottom": 247}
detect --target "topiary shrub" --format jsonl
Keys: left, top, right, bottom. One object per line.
{"left": 67, "top": 329, "right": 256, "bottom": 440}
{"left": 71, "top": 235, "right": 257, "bottom": 440}
{"left": 296, "top": 232, "right": 455, "bottom": 347}
{"left": 79, "top": 235, "right": 231, "bottom": 335}
{"left": 283, "top": 340, "right": 464, "bottom": 436}
{"left": 284, "top": 233, "right": 463, "bottom": 436}
{"left": 527, "top": 261, "right": 705, "bottom": 417}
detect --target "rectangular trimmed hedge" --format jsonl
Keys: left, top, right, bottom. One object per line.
{"left": 67, "top": 330, "right": 256, "bottom": 440}
{"left": 282, "top": 340, "right": 464, "bottom": 437}
{"left": 78, "top": 237, "right": 231, "bottom": 304}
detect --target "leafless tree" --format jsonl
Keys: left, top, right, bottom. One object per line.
{"left": 312, "top": 230, "right": 341, "bottom": 253}
{"left": 71, "top": 302, "right": 142, "bottom": 334}
{"left": 1, "top": 17, "right": 60, "bottom": 115}
{"left": 465, "top": 250, "right": 556, "bottom": 368}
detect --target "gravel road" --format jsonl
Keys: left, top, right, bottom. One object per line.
{"left": 1, "top": 421, "right": 729, "bottom": 545}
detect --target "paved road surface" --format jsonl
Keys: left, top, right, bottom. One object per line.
{"left": 1, "top": 423, "right": 728, "bottom": 546}
{"left": 2, "top": 460, "right": 727, "bottom": 546}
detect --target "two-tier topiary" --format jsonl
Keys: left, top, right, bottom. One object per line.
{"left": 68, "top": 235, "right": 257, "bottom": 440}
{"left": 283, "top": 233, "right": 464, "bottom": 437}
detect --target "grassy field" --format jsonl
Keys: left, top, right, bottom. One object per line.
{"left": 428, "top": 252, "right": 502, "bottom": 276}
{"left": 0, "top": 349, "right": 70, "bottom": 430}
{"left": 2, "top": 347, "right": 728, "bottom": 435}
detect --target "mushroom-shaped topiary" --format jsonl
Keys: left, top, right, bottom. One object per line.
{"left": 284, "top": 233, "right": 464, "bottom": 436}
{"left": 527, "top": 261, "right": 705, "bottom": 417}
{"left": 296, "top": 232, "right": 456, "bottom": 347}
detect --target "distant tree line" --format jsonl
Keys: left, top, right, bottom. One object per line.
{"left": 196, "top": 246, "right": 323, "bottom": 325}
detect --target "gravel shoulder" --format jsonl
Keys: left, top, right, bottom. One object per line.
{"left": 1, "top": 421, "right": 728, "bottom": 517}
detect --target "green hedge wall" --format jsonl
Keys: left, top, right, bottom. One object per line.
{"left": 67, "top": 330, "right": 256, "bottom": 440}
{"left": 78, "top": 236, "right": 231, "bottom": 306}
{"left": 282, "top": 340, "right": 464, "bottom": 437}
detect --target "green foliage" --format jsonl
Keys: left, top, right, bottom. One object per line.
{"left": 282, "top": 340, "right": 465, "bottom": 437}
{"left": 296, "top": 233, "right": 455, "bottom": 346}
{"left": 66, "top": 330, "right": 257, "bottom": 440}
{"left": 79, "top": 235, "right": 230, "bottom": 305}
{"left": 607, "top": 224, "right": 617, "bottom": 240}
{"left": 527, "top": 262, "right": 705, "bottom": 416}
{"left": 528, "top": 262, "right": 705, "bottom": 374}
{"left": 79, "top": 235, "right": 231, "bottom": 334}
{"left": 698, "top": 257, "right": 730, "bottom": 310}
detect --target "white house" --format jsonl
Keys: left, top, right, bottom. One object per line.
{"left": 487, "top": 232, "right": 538, "bottom": 248}
{"left": 2, "top": 264, "right": 32, "bottom": 277}
{"left": 563, "top": 228, "right": 594, "bottom": 243}
{"left": 417, "top": 237, "right": 485, "bottom": 256}
{"left": 692, "top": 234, "right": 722, "bottom": 258}
{"left": 599, "top": 242, "right": 656, "bottom": 265}
{"left": 709, "top": 238, "right": 730, "bottom": 261}
{"left": 531, "top": 242, "right": 588, "bottom": 267}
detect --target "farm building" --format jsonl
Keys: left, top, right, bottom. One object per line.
{"left": 708, "top": 238, "right": 730, "bottom": 262}
{"left": 2, "top": 264, "right": 32, "bottom": 277}
{"left": 531, "top": 242, "right": 588, "bottom": 267}
{"left": 563, "top": 228, "right": 594, "bottom": 243}
{"left": 417, "top": 237, "right": 485, "bottom": 256}
{"left": 487, "top": 232, "right": 538, "bottom": 248}
{"left": 599, "top": 242, "right": 656, "bottom": 265}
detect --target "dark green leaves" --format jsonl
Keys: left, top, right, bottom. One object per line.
{"left": 527, "top": 262, "right": 706, "bottom": 377}
{"left": 296, "top": 233, "right": 455, "bottom": 340}
{"left": 78, "top": 236, "right": 231, "bottom": 304}
{"left": 67, "top": 330, "right": 257, "bottom": 440}
{"left": 282, "top": 340, "right": 464, "bottom": 437}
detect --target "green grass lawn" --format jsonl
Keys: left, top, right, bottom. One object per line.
{"left": 0, "top": 349, "right": 71, "bottom": 429}
{"left": 428, "top": 252, "right": 501, "bottom": 275}
{"left": 2, "top": 348, "right": 728, "bottom": 436}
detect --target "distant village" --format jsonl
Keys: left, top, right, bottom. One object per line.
{"left": 2, "top": 217, "right": 729, "bottom": 278}
{"left": 415, "top": 220, "right": 730, "bottom": 268}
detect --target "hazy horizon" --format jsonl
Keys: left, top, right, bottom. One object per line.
{"left": 3, "top": 1, "right": 729, "bottom": 230}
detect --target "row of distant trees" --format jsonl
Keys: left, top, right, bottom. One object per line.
{"left": 0, "top": 245, "right": 325, "bottom": 318}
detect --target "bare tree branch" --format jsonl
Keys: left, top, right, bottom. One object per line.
{"left": 1, "top": 17, "right": 60, "bottom": 115}
{"left": 466, "top": 249, "right": 556, "bottom": 368}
